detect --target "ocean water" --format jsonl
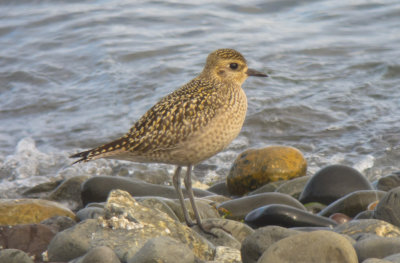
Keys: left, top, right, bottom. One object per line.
{"left": 1, "top": 0, "right": 400, "bottom": 198}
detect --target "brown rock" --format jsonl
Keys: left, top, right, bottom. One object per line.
{"left": 0, "top": 224, "right": 56, "bottom": 261}
{"left": 227, "top": 146, "right": 307, "bottom": 196}
{"left": 0, "top": 199, "right": 76, "bottom": 225}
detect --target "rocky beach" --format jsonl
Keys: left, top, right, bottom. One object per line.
{"left": 1, "top": 145, "right": 400, "bottom": 262}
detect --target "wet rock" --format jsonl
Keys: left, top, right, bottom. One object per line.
{"left": 76, "top": 207, "right": 104, "bottom": 221}
{"left": 257, "top": 230, "right": 358, "bottom": 263}
{"left": 354, "top": 236, "right": 400, "bottom": 262}
{"left": 47, "top": 189, "right": 214, "bottom": 262}
{"left": 299, "top": 164, "right": 373, "bottom": 205}
{"left": 192, "top": 218, "right": 254, "bottom": 249}
{"left": 127, "top": 236, "right": 194, "bottom": 263}
{"left": 207, "top": 181, "right": 230, "bottom": 196}
{"left": 374, "top": 187, "right": 400, "bottom": 227}
{"left": 73, "top": 246, "right": 121, "bottom": 263}
{"left": 248, "top": 181, "right": 287, "bottom": 195}
{"left": 241, "top": 225, "right": 300, "bottom": 263}
{"left": 275, "top": 176, "right": 311, "bottom": 199}
{"left": 329, "top": 213, "right": 352, "bottom": 224}
{"left": 377, "top": 172, "right": 400, "bottom": 191}
{"left": 334, "top": 219, "right": 400, "bottom": 239}
{"left": 0, "top": 249, "right": 34, "bottom": 263}
{"left": 41, "top": 215, "right": 77, "bottom": 232}
{"left": 81, "top": 176, "right": 214, "bottom": 205}
{"left": 48, "top": 175, "right": 90, "bottom": 210}
{"left": 227, "top": 146, "right": 307, "bottom": 196}
{"left": 0, "top": 199, "right": 75, "bottom": 225}
{"left": 244, "top": 204, "right": 337, "bottom": 229}
{"left": 0, "top": 224, "right": 56, "bottom": 261}
{"left": 319, "top": 190, "right": 386, "bottom": 217}
{"left": 217, "top": 192, "right": 305, "bottom": 220}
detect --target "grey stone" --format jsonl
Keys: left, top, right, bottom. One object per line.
{"left": 76, "top": 207, "right": 104, "bottom": 221}
{"left": 257, "top": 230, "right": 358, "bottom": 263}
{"left": 248, "top": 181, "right": 286, "bottom": 195}
{"left": 0, "top": 249, "right": 34, "bottom": 263}
{"left": 40, "top": 215, "right": 76, "bottom": 232}
{"left": 354, "top": 237, "right": 400, "bottom": 262}
{"left": 241, "top": 225, "right": 300, "bottom": 263}
{"left": 334, "top": 219, "right": 400, "bottom": 240}
{"left": 75, "top": 246, "right": 121, "bottom": 263}
{"left": 374, "top": 187, "right": 400, "bottom": 227}
{"left": 377, "top": 172, "right": 400, "bottom": 191}
{"left": 127, "top": 236, "right": 194, "bottom": 263}
{"left": 275, "top": 176, "right": 311, "bottom": 199}
{"left": 48, "top": 175, "right": 90, "bottom": 210}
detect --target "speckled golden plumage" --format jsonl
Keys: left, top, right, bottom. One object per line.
{"left": 71, "top": 48, "right": 267, "bottom": 234}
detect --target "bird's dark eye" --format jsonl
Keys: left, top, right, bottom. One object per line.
{"left": 229, "top": 63, "right": 238, "bottom": 70}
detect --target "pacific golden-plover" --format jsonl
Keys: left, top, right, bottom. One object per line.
{"left": 71, "top": 48, "right": 267, "bottom": 234}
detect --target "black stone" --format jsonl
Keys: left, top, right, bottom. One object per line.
{"left": 218, "top": 192, "right": 306, "bottom": 220}
{"left": 244, "top": 204, "right": 337, "bottom": 229}
{"left": 81, "top": 176, "right": 214, "bottom": 205}
{"left": 299, "top": 164, "right": 373, "bottom": 205}
{"left": 319, "top": 190, "right": 386, "bottom": 217}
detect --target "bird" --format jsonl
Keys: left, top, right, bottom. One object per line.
{"left": 70, "top": 48, "right": 267, "bottom": 234}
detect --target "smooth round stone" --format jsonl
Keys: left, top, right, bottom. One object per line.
{"left": 241, "top": 226, "right": 300, "bottom": 263}
{"left": 330, "top": 213, "right": 352, "bottom": 224}
{"left": 76, "top": 207, "right": 104, "bottom": 221}
{"left": 377, "top": 172, "right": 400, "bottom": 191}
{"left": 213, "top": 246, "right": 241, "bottom": 263}
{"left": 299, "top": 164, "right": 373, "bottom": 205}
{"left": 227, "top": 146, "right": 307, "bottom": 196}
{"left": 275, "top": 176, "right": 311, "bottom": 199}
{"left": 0, "top": 199, "right": 75, "bottom": 225}
{"left": 319, "top": 190, "right": 386, "bottom": 217}
{"left": 48, "top": 175, "right": 90, "bottom": 210}
{"left": 354, "top": 210, "right": 375, "bottom": 220}
{"left": 383, "top": 252, "right": 400, "bottom": 262}
{"left": 334, "top": 219, "right": 400, "bottom": 239}
{"left": 257, "top": 230, "right": 358, "bottom": 263}
{"left": 0, "top": 249, "right": 34, "bottom": 263}
{"left": 217, "top": 192, "right": 305, "bottom": 220}
{"left": 81, "top": 176, "right": 214, "bottom": 205}
{"left": 354, "top": 236, "right": 400, "bottom": 262}
{"left": 76, "top": 246, "right": 121, "bottom": 263}
{"left": 374, "top": 187, "right": 400, "bottom": 227}
{"left": 244, "top": 204, "right": 337, "bottom": 229}
{"left": 127, "top": 236, "right": 194, "bottom": 263}
{"left": 0, "top": 224, "right": 56, "bottom": 260}
{"left": 41, "top": 216, "right": 77, "bottom": 232}
{"left": 207, "top": 181, "right": 230, "bottom": 196}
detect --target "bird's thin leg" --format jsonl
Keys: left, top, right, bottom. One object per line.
{"left": 172, "top": 166, "right": 195, "bottom": 226}
{"left": 184, "top": 165, "right": 216, "bottom": 236}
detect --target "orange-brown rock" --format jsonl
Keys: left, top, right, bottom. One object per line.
{"left": 0, "top": 199, "right": 75, "bottom": 225}
{"left": 227, "top": 146, "right": 307, "bottom": 196}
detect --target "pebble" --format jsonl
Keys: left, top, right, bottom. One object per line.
{"left": 299, "top": 164, "right": 373, "bottom": 205}
{"left": 47, "top": 189, "right": 214, "bottom": 262}
{"left": 76, "top": 207, "right": 105, "bottom": 221}
{"left": 210, "top": 246, "right": 241, "bottom": 263}
{"left": 207, "top": 180, "right": 230, "bottom": 196}
{"left": 257, "top": 230, "right": 358, "bottom": 263}
{"left": 0, "top": 198, "right": 75, "bottom": 225}
{"left": 47, "top": 175, "right": 90, "bottom": 210}
{"left": 227, "top": 146, "right": 307, "bottom": 196}
{"left": 217, "top": 192, "right": 305, "bottom": 220}
{"left": 376, "top": 172, "right": 400, "bottom": 191}
{"left": 41, "top": 215, "right": 77, "bottom": 232}
{"left": 72, "top": 246, "right": 121, "bottom": 263}
{"left": 0, "top": 249, "right": 34, "bottom": 263}
{"left": 247, "top": 180, "right": 287, "bottom": 195}
{"left": 318, "top": 190, "right": 386, "bottom": 217}
{"left": 374, "top": 187, "right": 400, "bottom": 227}
{"left": 241, "top": 225, "right": 300, "bottom": 263}
{"left": 127, "top": 236, "right": 194, "bottom": 263}
{"left": 354, "top": 236, "right": 400, "bottom": 262}
{"left": 81, "top": 176, "right": 214, "bottom": 205}
{"left": 0, "top": 224, "right": 56, "bottom": 261}
{"left": 244, "top": 204, "right": 337, "bottom": 229}
{"left": 275, "top": 175, "right": 311, "bottom": 199}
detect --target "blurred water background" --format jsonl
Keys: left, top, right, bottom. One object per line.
{"left": 1, "top": 0, "right": 399, "bottom": 197}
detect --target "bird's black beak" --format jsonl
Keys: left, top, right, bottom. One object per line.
{"left": 246, "top": 68, "right": 268, "bottom": 77}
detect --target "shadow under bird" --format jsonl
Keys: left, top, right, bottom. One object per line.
{"left": 70, "top": 48, "right": 267, "bottom": 234}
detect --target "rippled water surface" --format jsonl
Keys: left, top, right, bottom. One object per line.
{"left": 1, "top": 0, "right": 400, "bottom": 197}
